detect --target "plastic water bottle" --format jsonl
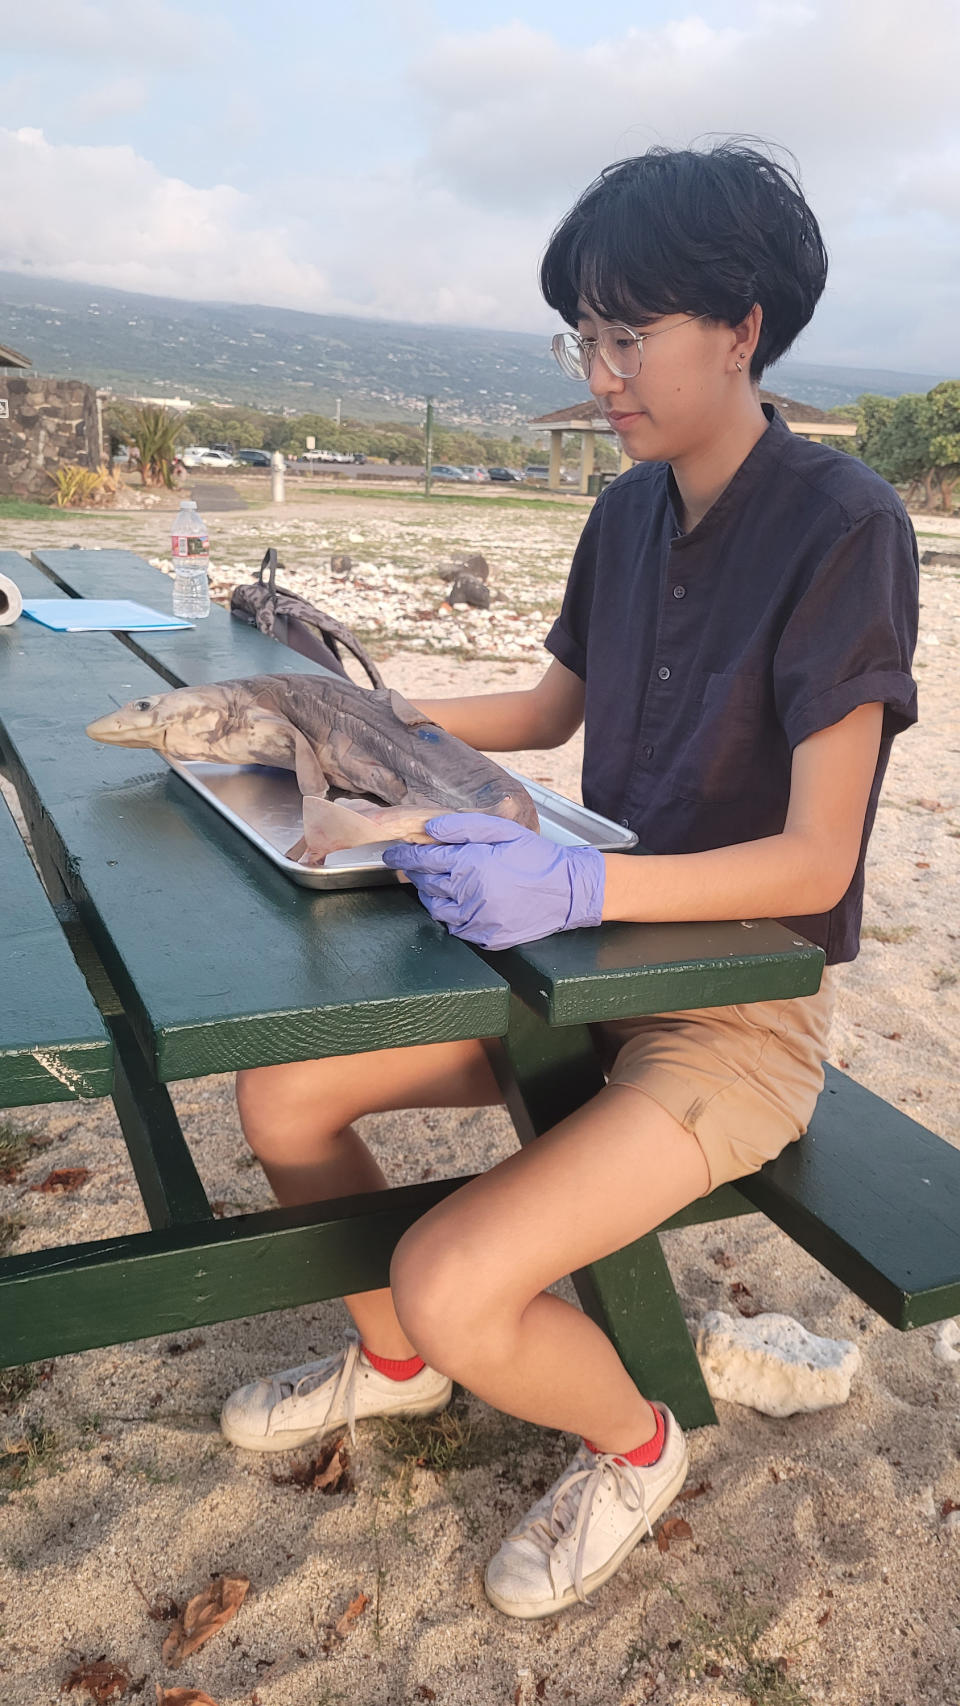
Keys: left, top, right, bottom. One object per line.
{"left": 171, "top": 499, "right": 210, "bottom": 619}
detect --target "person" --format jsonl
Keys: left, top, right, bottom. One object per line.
{"left": 219, "top": 141, "right": 919, "bottom": 1619}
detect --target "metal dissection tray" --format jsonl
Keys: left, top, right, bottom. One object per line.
{"left": 164, "top": 759, "right": 638, "bottom": 890}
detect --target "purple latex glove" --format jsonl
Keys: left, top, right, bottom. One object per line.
{"left": 382, "top": 813, "right": 606, "bottom": 950}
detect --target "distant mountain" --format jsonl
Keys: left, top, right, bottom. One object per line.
{"left": 0, "top": 271, "right": 950, "bottom": 427}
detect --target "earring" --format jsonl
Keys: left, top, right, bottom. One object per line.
{"left": 735, "top": 359, "right": 743, "bottom": 373}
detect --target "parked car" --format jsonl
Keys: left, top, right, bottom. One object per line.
{"left": 459, "top": 465, "right": 490, "bottom": 482}
{"left": 180, "top": 447, "right": 238, "bottom": 469}
{"left": 487, "top": 466, "right": 524, "bottom": 482}
{"left": 235, "top": 448, "right": 272, "bottom": 467}
{"left": 428, "top": 464, "right": 468, "bottom": 480}
{"left": 523, "top": 464, "right": 550, "bottom": 482}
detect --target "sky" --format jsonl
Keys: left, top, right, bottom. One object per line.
{"left": 1, "top": 0, "right": 958, "bottom": 373}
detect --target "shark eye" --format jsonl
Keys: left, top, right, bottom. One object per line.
{"left": 133, "top": 698, "right": 155, "bottom": 712}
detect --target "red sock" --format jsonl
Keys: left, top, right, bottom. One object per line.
{"left": 361, "top": 1344, "right": 425, "bottom": 1381}
{"left": 585, "top": 1405, "right": 665, "bottom": 1466}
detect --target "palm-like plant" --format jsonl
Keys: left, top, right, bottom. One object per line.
{"left": 130, "top": 406, "right": 180, "bottom": 488}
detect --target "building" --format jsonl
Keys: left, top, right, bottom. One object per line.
{"left": 0, "top": 343, "right": 105, "bottom": 500}
{"left": 529, "top": 391, "right": 858, "bottom": 494}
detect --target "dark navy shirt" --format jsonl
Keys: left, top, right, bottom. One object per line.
{"left": 545, "top": 407, "right": 919, "bottom": 963}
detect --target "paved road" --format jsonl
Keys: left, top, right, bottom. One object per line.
{"left": 187, "top": 481, "right": 247, "bottom": 512}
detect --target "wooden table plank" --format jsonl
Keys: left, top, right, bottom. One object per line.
{"left": 30, "top": 546, "right": 328, "bottom": 686}
{"left": 488, "top": 917, "right": 824, "bottom": 1025}
{"left": 0, "top": 785, "right": 113, "bottom": 1106}
{"left": 1, "top": 554, "right": 509, "bottom": 1081}
{"left": 32, "top": 549, "right": 824, "bottom": 1021}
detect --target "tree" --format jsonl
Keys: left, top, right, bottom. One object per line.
{"left": 129, "top": 406, "right": 180, "bottom": 488}
{"left": 886, "top": 392, "right": 936, "bottom": 507}
{"left": 927, "top": 381, "right": 960, "bottom": 514}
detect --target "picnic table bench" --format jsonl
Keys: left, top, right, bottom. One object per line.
{"left": 1, "top": 545, "right": 957, "bottom": 1433}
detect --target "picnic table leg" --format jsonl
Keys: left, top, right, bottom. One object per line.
{"left": 486, "top": 995, "right": 718, "bottom": 1430}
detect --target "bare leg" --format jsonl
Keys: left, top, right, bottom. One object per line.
{"left": 235, "top": 1038, "right": 502, "bottom": 1358}
{"left": 390, "top": 1083, "right": 710, "bottom": 1452}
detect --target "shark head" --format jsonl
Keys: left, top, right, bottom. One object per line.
{"left": 86, "top": 682, "right": 297, "bottom": 769}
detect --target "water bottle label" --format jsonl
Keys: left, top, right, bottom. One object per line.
{"left": 172, "top": 535, "right": 209, "bottom": 558}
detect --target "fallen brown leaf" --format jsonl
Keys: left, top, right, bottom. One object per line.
{"left": 656, "top": 1516, "right": 693, "bottom": 1553}
{"left": 271, "top": 1434, "right": 353, "bottom": 1495}
{"left": 164, "top": 1337, "right": 204, "bottom": 1357}
{"left": 817, "top": 1609, "right": 832, "bottom": 1626}
{"left": 676, "top": 1479, "right": 712, "bottom": 1502}
{"left": 415, "top": 1689, "right": 437, "bottom": 1702}
{"left": 32, "top": 1167, "right": 90, "bottom": 1194}
{"left": 915, "top": 861, "right": 931, "bottom": 869}
{"left": 161, "top": 1574, "right": 249, "bottom": 1669}
{"left": 884, "top": 1031, "right": 902, "bottom": 1041}
{"left": 942, "top": 1498, "right": 960, "bottom": 1517}
{"left": 155, "top": 1690, "right": 219, "bottom": 1705}
{"left": 334, "top": 1591, "right": 369, "bottom": 1639}
{"left": 61, "top": 1659, "right": 131, "bottom": 1701}
{"left": 704, "top": 1662, "right": 723, "bottom": 1678}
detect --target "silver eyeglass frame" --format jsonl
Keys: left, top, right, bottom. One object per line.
{"left": 551, "top": 314, "right": 706, "bottom": 382}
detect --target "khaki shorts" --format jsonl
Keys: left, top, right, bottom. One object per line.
{"left": 590, "top": 969, "right": 837, "bottom": 1197}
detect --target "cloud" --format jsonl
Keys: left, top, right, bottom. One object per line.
{"left": 1, "top": 0, "right": 958, "bottom": 372}
{"left": 0, "top": 128, "right": 330, "bottom": 306}
{"left": 4, "top": 0, "right": 220, "bottom": 65}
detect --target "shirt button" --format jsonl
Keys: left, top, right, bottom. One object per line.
{"left": 642, "top": 744, "right": 654, "bottom": 760}
{"left": 657, "top": 665, "right": 671, "bottom": 681}
{"left": 673, "top": 584, "right": 686, "bottom": 599}
{"left": 620, "top": 816, "right": 630, "bottom": 828}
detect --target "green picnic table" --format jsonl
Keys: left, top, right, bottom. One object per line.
{"left": 1, "top": 546, "right": 958, "bottom": 1433}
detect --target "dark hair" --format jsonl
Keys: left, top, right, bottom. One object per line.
{"left": 539, "top": 141, "right": 827, "bottom": 380}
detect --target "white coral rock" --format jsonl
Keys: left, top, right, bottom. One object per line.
{"left": 696, "top": 1310, "right": 861, "bottom": 1417}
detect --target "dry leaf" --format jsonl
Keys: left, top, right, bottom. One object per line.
{"left": 415, "top": 1689, "right": 437, "bottom": 1702}
{"left": 334, "top": 1591, "right": 369, "bottom": 1639}
{"left": 32, "top": 1167, "right": 90, "bottom": 1194}
{"left": 164, "top": 1337, "right": 204, "bottom": 1357}
{"left": 942, "top": 1498, "right": 960, "bottom": 1517}
{"left": 676, "top": 1479, "right": 712, "bottom": 1502}
{"left": 884, "top": 1031, "right": 902, "bottom": 1041}
{"left": 915, "top": 861, "right": 931, "bottom": 869}
{"left": 155, "top": 1690, "right": 219, "bottom": 1705}
{"left": 656, "top": 1516, "right": 693, "bottom": 1553}
{"left": 272, "top": 1435, "right": 353, "bottom": 1495}
{"left": 161, "top": 1574, "right": 249, "bottom": 1668}
{"left": 61, "top": 1659, "right": 131, "bottom": 1701}
{"left": 817, "top": 1609, "right": 832, "bottom": 1626}
{"left": 704, "top": 1661, "right": 723, "bottom": 1677}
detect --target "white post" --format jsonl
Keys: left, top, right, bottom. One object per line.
{"left": 335, "top": 397, "right": 342, "bottom": 428}
{"left": 271, "top": 450, "right": 285, "bottom": 504}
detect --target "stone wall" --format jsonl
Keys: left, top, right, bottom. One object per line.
{"left": 0, "top": 375, "right": 103, "bottom": 499}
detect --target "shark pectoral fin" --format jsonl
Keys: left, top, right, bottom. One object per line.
{"left": 384, "top": 688, "right": 437, "bottom": 730}
{"left": 300, "top": 795, "right": 387, "bottom": 863}
{"left": 293, "top": 731, "right": 332, "bottom": 797}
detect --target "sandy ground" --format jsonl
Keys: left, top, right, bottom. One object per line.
{"left": 0, "top": 493, "right": 958, "bottom": 1706}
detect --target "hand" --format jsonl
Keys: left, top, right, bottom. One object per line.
{"left": 382, "top": 813, "right": 606, "bottom": 950}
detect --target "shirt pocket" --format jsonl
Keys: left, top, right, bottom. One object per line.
{"left": 673, "top": 672, "right": 780, "bottom": 805}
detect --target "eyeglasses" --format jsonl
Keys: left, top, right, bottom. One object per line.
{"left": 551, "top": 315, "right": 704, "bottom": 382}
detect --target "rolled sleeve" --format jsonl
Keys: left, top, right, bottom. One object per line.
{"left": 774, "top": 509, "right": 919, "bottom": 751}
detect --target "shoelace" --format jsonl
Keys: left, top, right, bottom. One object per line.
{"left": 271, "top": 1329, "right": 364, "bottom": 1444}
{"left": 520, "top": 1450, "right": 653, "bottom": 1604}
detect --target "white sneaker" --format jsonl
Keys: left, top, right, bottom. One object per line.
{"left": 484, "top": 1402, "right": 688, "bottom": 1618}
{"left": 219, "top": 1329, "right": 452, "bottom": 1452}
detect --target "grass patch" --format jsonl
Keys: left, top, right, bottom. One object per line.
{"left": 290, "top": 484, "right": 588, "bottom": 514}
{"left": 860, "top": 923, "right": 919, "bottom": 944}
{"left": 0, "top": 1362, "right": 52, "bottom": 1410}
{"left": 932, "top": 966, "right": 959, "bottom": 989}
{"left": 375, "top": 1393, "right": 550, "bottom": 1475}
{"left": 0, "top": 499, "right": 102, "bottom": 521}
{"left": 661, "top": 1572, "right": 814, "bottom": 1704}
{"left": 0, "top": 1213, "right": 26, "bottom": 1255}
{"left": 0, "top": 1423, "right": 58, "bottom": 1491}
{"left": 0, "top": 1119, "right": 35, "bottom": 1179}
